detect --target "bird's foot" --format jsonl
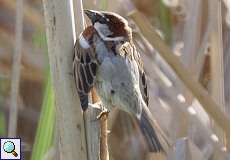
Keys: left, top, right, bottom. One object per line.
{"left": 97, "top": 107, "right": 109, "bottom": 119}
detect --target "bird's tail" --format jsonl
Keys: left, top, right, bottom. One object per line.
{"left": 138, "top": 112, "right": 163, "bottom": 152}
{"left": 137, "top": 105, "right": 173, "bottom": 152}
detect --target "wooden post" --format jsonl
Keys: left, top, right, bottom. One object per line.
{"left": 43, "top": 0, "right": 87, "bottom": 159}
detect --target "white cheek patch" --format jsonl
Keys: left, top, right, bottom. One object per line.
{"left": 79, "top": 34, "right": 90, "bottom": 49}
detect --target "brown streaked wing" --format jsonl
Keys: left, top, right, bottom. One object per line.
{"left": 132, "top": 43, "right": 149, "bottom": 106}
{"left": 73, "top": 40, "right": 99, "bottom": 111}
{"left": 117, "top": 42, "right": 149, "bottom": 106}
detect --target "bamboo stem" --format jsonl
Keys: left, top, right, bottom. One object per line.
{"left": 100, "top": 113, "right": 108, "bottom": 160}
{"left": 92, "top": 89, "right": 109, "bottom": 160}
{"left": 92, "top": 88, "right": 100, "bottom": 103}
{"left": 129, "top": 10, "right": 230, "bottom": 135}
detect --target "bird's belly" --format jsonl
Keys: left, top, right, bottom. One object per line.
{"left": 93, "top": 56, "right": 123, "bottom": 111}
{"left": 93, "top": 80, "right": 114, "bottom": 110}
{"left": 93, "top": 56, "right": 139, "bottom": 113}
{"left": 94, "top": 79, "right": 132, "bottom": 114}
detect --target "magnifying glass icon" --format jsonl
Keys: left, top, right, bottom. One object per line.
{"left": 3, "top": 141, "right": 18, "bottom": 157}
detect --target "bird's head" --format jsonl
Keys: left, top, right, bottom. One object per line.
{"left": 84, "top": 9, "right": 132, "bottom": 42}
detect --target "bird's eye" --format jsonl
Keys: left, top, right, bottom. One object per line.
{"left": 106, "top": 32, "right": 113, "bottom": 38}
{"left": 107, "top": 34, "right": 113, "bottom": 38}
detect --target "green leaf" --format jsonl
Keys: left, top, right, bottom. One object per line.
{"left": 31, "top": 74, "right": 55, "bottom": 160}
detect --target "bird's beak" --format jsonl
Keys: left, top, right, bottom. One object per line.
{"left": 84, "top": 9, "right": 106, "bottom": 24}
{"left": 84, "top": 10, "right": 98, "bottom": 23}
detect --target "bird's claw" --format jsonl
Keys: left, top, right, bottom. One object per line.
{"left": 96, "top": 108, "right": 109, "bottom": 119}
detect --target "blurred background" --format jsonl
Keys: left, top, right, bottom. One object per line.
{"left": 0, "top": 0, "right": 230, "bottom": 159}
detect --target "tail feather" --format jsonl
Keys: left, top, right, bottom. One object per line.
{"left": 138, "top": 113, "right": 163, "bottom": 152}
{"left": 137, "top": 106, "right": 173, "bottom": 153}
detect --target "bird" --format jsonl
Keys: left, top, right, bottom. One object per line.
{"left": 73, "top": 9, "right": 172, "bottom": 152}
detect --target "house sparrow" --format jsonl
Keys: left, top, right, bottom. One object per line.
{"left": 73, "top": 9, "right": 172, "bottom": 152}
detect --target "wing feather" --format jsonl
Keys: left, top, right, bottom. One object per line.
{"left": 120, "top": 42, "right": 149, "bottom": 106}
{"left": 73, "top": 32, "right": 99, "bottom": 111}
{"left": 116, "top": 41, "right": 149, "bottom": 106}
{"left": 134, "top": 47, "right": 149, "bottom": 106}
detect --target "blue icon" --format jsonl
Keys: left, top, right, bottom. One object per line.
{"left": 3, "top": 141, "right": 18, "bottom": 157}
